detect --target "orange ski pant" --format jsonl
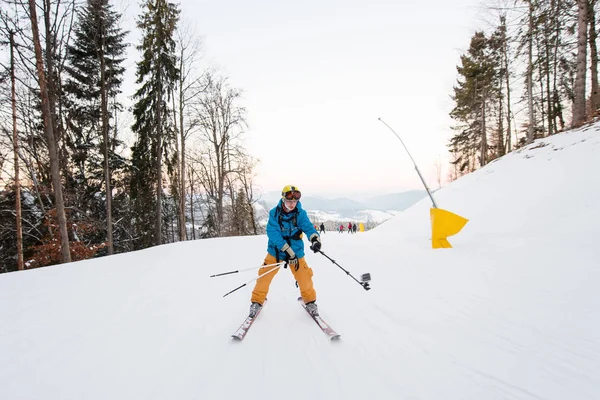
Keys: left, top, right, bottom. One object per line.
{"left": 251, "top": 254, "right": 316, "bottom": 305}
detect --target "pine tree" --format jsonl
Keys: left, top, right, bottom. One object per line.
{"left": 63, "top": 0, "right": 127, "bottom": 254}
{"left": 232, "top": 188, "right": 254, "bottom": 236}
{"left": 449, "top": 32, "right": 498, "bottom": 174}
{"left": 200, "top": 213, "right": 218, "bottom": 239}
{"left": 130, "top": 0, "right": 180, "bottom": 249}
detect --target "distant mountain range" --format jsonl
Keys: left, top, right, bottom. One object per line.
{"left": 256, "top": 190, "right": 427, "bottom": 224}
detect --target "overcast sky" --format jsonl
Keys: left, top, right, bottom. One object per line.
{"left": 119, "top": 0, "right": 484, "bottom": 196}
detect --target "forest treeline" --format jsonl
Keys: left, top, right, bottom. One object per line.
{"left": 0, "top": 0, "right": 259, "bottom": 273}
{"left": 448, "top": 0, "right": 598, "bottom": 178}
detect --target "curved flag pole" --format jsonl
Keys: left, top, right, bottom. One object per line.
{"left": 378, "top": 118, "right": 468, "bottom": 248}
{"left": 378, "top": 118, "right": 438, "bottom": 208}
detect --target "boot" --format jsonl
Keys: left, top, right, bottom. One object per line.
{"left": 249, "top": 302, "right": 262, "bottom": 318}
{"left": 305, "top": 301, "right": 319, "bottom": 317}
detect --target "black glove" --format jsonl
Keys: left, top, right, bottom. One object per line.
{"left": 310, "top": 234, "right": 321, "bottom": 253}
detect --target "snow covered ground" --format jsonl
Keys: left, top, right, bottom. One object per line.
{"left": 1, "top": 124, "right": 599, "bottom": 400}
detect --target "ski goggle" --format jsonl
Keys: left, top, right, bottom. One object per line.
{"left": 283, "top": 190, "right": 301, "bottom": 200}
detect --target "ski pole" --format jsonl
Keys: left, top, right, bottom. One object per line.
{"left": 210, "top": 261, "right": 285, "bottom": 278}
{"left": 222, "top": 263, "right": 284, "bottom": 298}
{"left": 317, "top": 250, "right": 371, "bottom": 291}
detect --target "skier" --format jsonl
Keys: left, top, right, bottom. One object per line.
{"left": 249, "top": 185, "right": 322, "bottom": 318}
{"left": 319, "top": 223, "right": 325, "bottom": 234}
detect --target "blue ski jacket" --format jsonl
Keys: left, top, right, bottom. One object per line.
{"left": 266, "top": 199, "right": 318, "bottom": 260}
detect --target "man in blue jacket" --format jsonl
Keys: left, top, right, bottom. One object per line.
{"left": 249, "top": 185, "right": 322, "bottom": 317}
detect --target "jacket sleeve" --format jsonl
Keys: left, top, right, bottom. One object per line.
{"left": 266, "top": 209, "right": 287, "bottom": 250}
{"left": 298, "top": 209, "right": 318, "bottom": 240}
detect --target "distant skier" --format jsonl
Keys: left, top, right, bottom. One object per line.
{"left": 248, "top": 185, "right": 322, "bottom": 318}
{"left": 348, "top": 222, "right": 352, "bottom": 233}
{"left": 319, "top": 223, "right": 325, "bottom": 234}
{"left": 352, "top": 223, "right": 357, "bottom": 233}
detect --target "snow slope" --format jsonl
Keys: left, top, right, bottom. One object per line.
{"left": 1, "top": 124, "right": 599, "bottom": 400}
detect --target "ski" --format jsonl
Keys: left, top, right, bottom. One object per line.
{"left": 231, "top": 304, "right": 264, "bottom": 341}
{"left": 298, "top": 297, "right": 341, "bottom": 341}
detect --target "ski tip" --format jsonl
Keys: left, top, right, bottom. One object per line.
{"left": 331, "top": 335, "right": 341, "bottom": 341}
{"left": 231, "top": 335, "right": 243, "bottom": 341}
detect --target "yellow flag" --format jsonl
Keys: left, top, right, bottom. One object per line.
{"left": 430, "top": 208, "right": 468, "bottom": 249}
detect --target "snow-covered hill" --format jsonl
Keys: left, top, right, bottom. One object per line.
{"left": 256, "top": 190, "right": 426, "bottom": 224}
{"left": 254, "top": 202, "right": 400, "bottom": 230}
{"left": 0, "top": 124, "right": 599, "bottom": 400}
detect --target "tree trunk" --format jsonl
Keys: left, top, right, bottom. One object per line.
{"left": 502, "top": 15, "right": 513, "bottom": 153}
{"left": 215, "top": 128, "right": 224, "bottom": 236}
{"left": 546, "top": 26, "right": 553, "bottom": 135}
{"left": 171, "top": 93, "right": 182, "bottom": 240}
{"left": 552, "top": 0, "right": 563, "bottom": 132}
{"left": 180, "top": 117, "right": 187, "bottom": 240}
{"left": 189, "top": 180, "right": 196, "bottom": 240}
{"left": 178, "top": 57, "right": 186, "bottom": 241}
{"left": 497, "top": 85, "right": 505, "bottom": 157}
{"left": 527, "top": 0, "right": 535, "bottom": 143}
{"left": 572, "top": 0, "right": 589, "bottom": 126}
{"left": 42, "top": 0, "right": 61, "bottom": 155}
{"left": 28, "top": 0, "right": 71, "bottom": 263}
{"left": 480, "top": 89, "right": 487, "bottom": 166}
{"left": 588, "top": 0, "right": 599, "bottom": 113}
{"left": 10, "top": 31, "right": 24, "bottom": 270}
{"left": 99, "top": 28, "right": 114, "bottom": 255}
{"left": 156, "top": 77, "right": 163, "bottom": 246}
{"left": 537, "top": 55, "right": 547, "bottom": 134}
{"left": 226, "top": 143, "right": 235, "bottom": 235}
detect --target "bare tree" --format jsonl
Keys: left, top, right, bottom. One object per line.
{"left": 572, "top": 0, "right": 588, "bottom": 126}
{"left": 194, "top": 73, "right": 246, "bottom": 235}
{"left": 1, "top": 1, "right": 53, "bottom": 240}
{"left": 173, "top": 23, "right": 205, "bottom": 241}
{"left": 588, "top": 0, "right": 599, "bottom": 113}
{"left": 27, "top": 0, "right": 71, "bottom": 262}
{"left": 10, "top": 30, "right": 24, "bottom": 270}
{"left": 526, "top": 0, "right": 536, "bottom": 143}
